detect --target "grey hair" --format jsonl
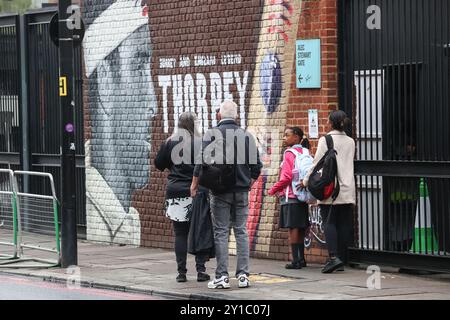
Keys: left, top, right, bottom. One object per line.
{"left": 219, "top": 99, "right": 238, "bottom": 119}
{"left": 170, "top": 112, "right": 201, "bottom": 139}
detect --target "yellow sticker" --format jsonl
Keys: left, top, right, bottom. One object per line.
{"left": 59, "top": 76, "right": 67, "bottom": 96}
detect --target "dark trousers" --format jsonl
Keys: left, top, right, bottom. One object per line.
{"left": 172, "top": 221, "right": 208, "bottom": 274}
{"left": 320, "top": 204, "right": 355, "bottom": 264}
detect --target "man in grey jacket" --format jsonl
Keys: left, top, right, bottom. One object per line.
{"left": 191, "top": 100, "right": 262, "bottom": 289}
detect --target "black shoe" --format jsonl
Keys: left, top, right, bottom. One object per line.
{"left": 336, "top": 265, "right": 345, "bottom": 272}
{"left": 176, "top": 273, "right": 187, "bottom": 282}
{"left": 299, "top": 259, "right": 307, "bottom": 268}
{"left": 285, "top": 261, "right": 302, "bottom": 269}
{"left": 197, "top": 272, "right": 211, "bottom": 282}
{"left": 322, "top": 258, "right": 344, "bottom": 274}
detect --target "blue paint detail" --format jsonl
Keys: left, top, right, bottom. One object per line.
{"left": 260, "top": 52, "right": 282, "bottom": 114}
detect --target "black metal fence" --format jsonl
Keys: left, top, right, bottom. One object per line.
{"left": 0, "top": 15, "right": 20, "bottom": 162}
{"left": 0, "top": 9, "right": 86, "bottom": 236}
{"left": 339, "top": 0, "right": 450, "bottom": 272}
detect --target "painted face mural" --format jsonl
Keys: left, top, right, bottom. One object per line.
{"left": 83, "top": 0, "right": 155, "bottom": 245}
{"left": 92, "top": 26, "right": 154, "bottom": 211}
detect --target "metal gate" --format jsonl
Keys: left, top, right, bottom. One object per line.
{"left": 0, "top": 9, "right": 86, "bottom": 237}
{"left": 339, "top": 0, "right": 450, "bottom": 272}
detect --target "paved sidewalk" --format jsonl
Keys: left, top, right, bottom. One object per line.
{"left": 1, "top": 236, "right": 450, "bottom": 300}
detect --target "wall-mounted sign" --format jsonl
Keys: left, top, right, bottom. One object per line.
{"left": 308, "top": 109, "right": 319, "bottom": 139}
{"left": 296, "top": 39, "right": 321, "bottom": 88}
{"left": 59, "top": 76, "right": 67, "bottom": 97}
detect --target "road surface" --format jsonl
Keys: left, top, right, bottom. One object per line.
{"left": 0, "top": 274, "right": 166, "bottom": 300}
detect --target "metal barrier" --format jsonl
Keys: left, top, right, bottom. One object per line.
{"left": 1, "top": 11, "right": 86, "bottom": 236}
{"left": 0, "top": 171, "right": 60, "bottom": 267}
{"left": 0, "top": 169, "right": 19, "bottom": 260}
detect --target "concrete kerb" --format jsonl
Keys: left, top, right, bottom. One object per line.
{"left": 0, "top": 270, "right": 206, "bottom": 300}
{"left": 0, "top": 269, "right": 276, "bottom": 300}
{"left": 2, "top": 260, "right": 448, "bottom": 299}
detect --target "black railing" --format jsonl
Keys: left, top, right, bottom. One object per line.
{"left": 339, "top": 0, "right": 450, "bottom": 272}
{"left": 0, "top": 15, "right": 20, "bottom": 158}
{"left": 0, "top": 10, "right": 86, "bottom": 235}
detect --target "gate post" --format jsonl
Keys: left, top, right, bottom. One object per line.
{"left": 18, "top": 15, "right": 30, "bottom": 192}
{"left": 58, "top": 0, "right": 78, "bottom": 267}
{"left": 18, "top": 14, "right": 31, "bottom": 236}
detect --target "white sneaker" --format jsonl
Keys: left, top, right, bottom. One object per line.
{"left": 237, "top": 274, "right": 250, "bottom": 288}
{"left": 207, "top": 276, "right": 230, "bottom": 289}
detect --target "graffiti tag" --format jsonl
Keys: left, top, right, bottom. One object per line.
{"left": 304, "top": 205, "right": 326, "bottom": 249}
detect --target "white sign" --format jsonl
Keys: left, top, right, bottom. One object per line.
{"left": 308, "top": 109, "right": 319, "bottom": 139}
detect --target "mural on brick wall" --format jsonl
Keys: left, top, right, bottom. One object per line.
{"left": 83, "top": 0, "right": 155, "bottom": 245}
{"left": 156, "top": 57, "right": 250, "bottom": 133}
{"left": 136, "top": 0, "right": 267, "bottom": 248}
{"left": 260, "top": 0, "right": 293, "bottom": 114}
{"left": 247, "top": 0, "right": 294, "bottom": 252}
{"left": 81, "top": 0, "right": 310, "bottom": 258}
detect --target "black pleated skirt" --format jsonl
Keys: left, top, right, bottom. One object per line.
{"left": 279, "top": 199, "right": 309, "bottom": 229}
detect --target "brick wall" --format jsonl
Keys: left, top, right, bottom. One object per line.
{"left": 288, "top": 0, "right": 339, "bottom": 264}
{"left": 139, "top": 0, "right": 265, "bottom": 251}
{"left": 82, "top": 0, "right": 338, "bottom": 264}
{"left": 83, "top": 0, "right": 153, "bottom": 245}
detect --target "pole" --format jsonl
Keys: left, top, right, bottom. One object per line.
{"left": 19, "top": 15, "right": 30, "bottom": 238}
{"left": 59, "top": 0, "right": 77, "bottom": 267}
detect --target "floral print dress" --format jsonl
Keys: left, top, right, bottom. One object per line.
{"left": 165, "top": 197, "right": 193, "bottom": 222}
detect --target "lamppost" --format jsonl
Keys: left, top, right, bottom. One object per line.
{"left": 58, "top": 0, "right": 77, "bottom": 268}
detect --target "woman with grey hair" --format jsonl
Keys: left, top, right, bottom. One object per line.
{"left": 155, "top": 112, "right": 210, "bottom": 283}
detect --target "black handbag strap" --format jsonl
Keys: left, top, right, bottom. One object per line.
{"left": 325, "top": 134, "right": 334, "bottom": 150}
{"left": 326, "top": 135, "right": 340, "bottom": 202}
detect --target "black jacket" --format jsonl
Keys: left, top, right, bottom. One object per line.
{"left": 155, "top": 136, "right": 204, "bottom": 199}
{"left": 188, "top": 191, "right": 215, "bottom": 258}
{"left": 193, "top": 119, "right": 262, "bottom": 194}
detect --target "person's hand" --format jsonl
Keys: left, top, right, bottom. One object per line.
{"left": 268, "top": 186, "right": 276, "bottom": 197}
{"left": 296, "top": 180, "right": 305, "bottom": 191}
{"left": 190, "top": 177, "right": 199, "bottom": 198}
{"left": 267, "top": 183, "right": 272, "bottom": 196}
{"left": 190, "top": 184, "right": 197, "bottom": 198}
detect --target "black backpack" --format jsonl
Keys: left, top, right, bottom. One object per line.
{"left": 198, "top": 163, "right": 236, "bottom": 193}
{"left": 198, "top": 127, "right": 237, "bottom": 193}
{"left": 308, "top": 135, "right": 340, "bottom": 201}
